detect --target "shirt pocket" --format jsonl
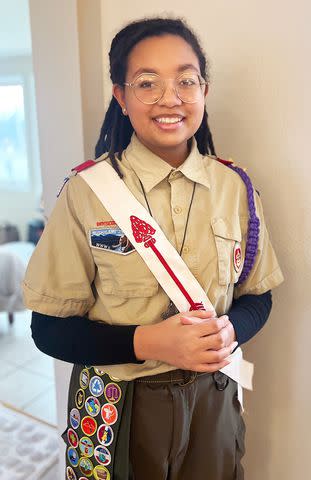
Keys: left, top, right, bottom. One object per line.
{"left": 92, "top": 248, "right": 159, "bottom": 298}
{"left": 211, "top": 217, "right": 243, "bottom": 286}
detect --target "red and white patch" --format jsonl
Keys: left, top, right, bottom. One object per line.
{"left": 233, "top": 242, "right": 242, "bottom": 273}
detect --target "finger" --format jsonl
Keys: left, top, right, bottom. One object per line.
{"left": 200, "top": 344, "right": 234, "bottom": 364}
{"left": 180, "top": 315, "right": 214, "bottom": 325}
{"left": 194, "top": 360, "right": 231, "bottom": 373}
{"left": 192, "top": 316, "right": 230, "bottom": 337}
{"left": 180, "top": 313, "right": 216, "bottom": 325}
{"left": 180, "top": 309, "right": 215, "bottom": 321}
{"left": 201, "top": 324, "right": 233, "bottom": 349}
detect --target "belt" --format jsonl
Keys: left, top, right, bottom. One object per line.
{"left": 135, "top": 369, "right": 229, "bottom": 390}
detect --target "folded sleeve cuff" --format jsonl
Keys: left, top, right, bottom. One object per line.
{"left": 235, "top": 266, "right": 284, "bottom": 298}
{"left": 22, "top": 281, "right": 92, "bottom": 317}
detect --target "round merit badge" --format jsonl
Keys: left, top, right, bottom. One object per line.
{"left": 85, "top": 396, "right": 101, "bottom": 417}
{"left": 104, "top": 383, "right": 122, "bottom": 404}
{"left": 66, "top": 466, "right": 77, "bottom": 480}
{"left": 81, "top": 416, "right": 97, "bottom": 436}
{"left": 75, "top": 389, "right": 85, "bottom": 409}
{"left": 101, "top": 403, "right": 118, "bottom": 426}
{"left": 90, "top": 376, "right": 105, "bottom": 397}
{"left": 80, "top": 368, "right": 90, "bottom": 389}
{"left": 94, "top": 445, "right": 111, "bottom": 466}
{"left": 233, "top": 241, "right": 242, "bottom": 273}
{"left": 79, "top": 457, "right": 94, "bottom": 477}
{"left": 67, "top": 428, "right": 79, "bottom": 448}
{"left": 97, "top": 424, "right": 114, "bottom": 447}
{"left": 70, "top": 408, "right": 81, "bottom": 429}
{"left": 79, "top": 436, "right": 94, "bottom": 457}
{"left": 67, "top": 446, "right": 79, "bottom": 467}
{"left": 93, "top": 465, "right": 110, "bottom": 480}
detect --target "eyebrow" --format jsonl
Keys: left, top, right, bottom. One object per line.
{"left": 131, "top": 63, "right": 200, "bottom": 78}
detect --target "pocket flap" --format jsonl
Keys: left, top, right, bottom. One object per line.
{"left": 211, "top": 217, "right": 242, "bottom": 242}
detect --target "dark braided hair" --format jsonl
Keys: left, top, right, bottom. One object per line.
{"left": 95, "top": 17, "right": 216, "bottom": 177}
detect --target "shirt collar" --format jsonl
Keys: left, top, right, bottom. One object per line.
{"left": 123, "top": 133, "right": 210, "bottom": 193}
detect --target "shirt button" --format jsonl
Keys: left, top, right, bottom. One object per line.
{"left": 173, "top": 206, "right": 182, "bottom": 214}
{"left": 183, "top": 246, "right": 190, "bottom": 254}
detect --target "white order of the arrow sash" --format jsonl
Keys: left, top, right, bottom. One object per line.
{"left": 78, "top": 161, "right": 253, "bottom": 405}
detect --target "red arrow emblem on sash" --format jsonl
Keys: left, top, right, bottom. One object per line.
{"left": 130, "top": 215, "right": 205, "bottom": 311}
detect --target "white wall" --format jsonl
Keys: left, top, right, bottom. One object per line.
{"left": 29, "top": 0, "right": 85, "bottom": 216}
{"left": 28, "top": 0, "right": 86, "bottom": 476}
{"left": 77, "top": 0, "right": 104, "bottom": 159}
{"left": 0, "top": 1, "right": 41, "bottom": 240}
{"left": 100, "top": 2, "right": 310, "bottom": 479}
{"left": 0, "top": 0, "right": 32, "bottom": 56}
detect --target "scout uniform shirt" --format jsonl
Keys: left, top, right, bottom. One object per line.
{"left": 22, "top": 133, "right": 284, "bottom": 380}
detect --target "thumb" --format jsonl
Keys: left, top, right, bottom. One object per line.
{"left": 180, "top": 315, "right": 216, "bottom": 325}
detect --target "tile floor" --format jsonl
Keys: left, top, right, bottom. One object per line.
{"left": 0, "top": 309, "right": 59, "bottom": 478}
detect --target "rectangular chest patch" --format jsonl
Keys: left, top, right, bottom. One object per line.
{"left": 89, "top": 228, "right": 135, "bottom": 255}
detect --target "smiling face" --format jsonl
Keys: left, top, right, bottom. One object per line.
{"left": 113, "top": 34, "right": 208, "bottom": 166}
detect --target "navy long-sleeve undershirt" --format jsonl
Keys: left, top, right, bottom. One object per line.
{"left": 30, "top": 290, "right": 272, "bottom": 365}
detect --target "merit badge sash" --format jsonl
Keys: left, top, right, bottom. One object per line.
{"left": 63, "top": 364, "right": 134, "bottom": 480}
{"left": 78, "top": 161, "right": 253, "bottom": 405}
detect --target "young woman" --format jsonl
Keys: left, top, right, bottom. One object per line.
{"left": 23, "top": 17, "right": 284, "bottom": 480}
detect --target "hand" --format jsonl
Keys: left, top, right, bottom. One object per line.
{"left": 180, "top": 314, "right": 237, "bottom": 351}
{"left": 134, "top": 310, "right": 237, "bottom": 373}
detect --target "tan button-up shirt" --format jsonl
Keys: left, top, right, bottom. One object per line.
{"left": 23, "top": 134, "right": 284, "bottom": 380}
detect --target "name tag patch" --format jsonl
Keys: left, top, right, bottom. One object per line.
{"left": 89, "top": 228, "right": 135, "bottom": 255}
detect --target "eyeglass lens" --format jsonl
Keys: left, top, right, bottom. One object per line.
{"left": 132, "top": 73, "right": 204, "bottom": 104}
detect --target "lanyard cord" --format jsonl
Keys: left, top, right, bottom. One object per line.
{"left": 138, "top": 178, "right": 197, "bottom": 256}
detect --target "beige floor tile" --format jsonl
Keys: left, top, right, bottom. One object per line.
{"left": 1, "top": 360, "right": 18, "bottom": 378}
{"left": 0, "top": 336, "right": 41, "bottom": 366}
{"left": 24, "top": 353, "right": 55, "bottom": 380}
{"left": 0, "top": 369, "right": 53, "bottom": 409}
{"left": 0, "top": 310, "right": 32, "bottom": 339}
{"left": 23, "top": 386, "right": 57, "bottom": 426}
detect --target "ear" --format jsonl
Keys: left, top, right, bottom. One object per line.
{"left": 204, "top": 82, "right": 209, "bottom": 98}
{"left": 113, "top": 84, "right": 126, "bottom": 111}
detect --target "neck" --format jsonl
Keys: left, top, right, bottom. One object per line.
{"left": 136, "top": 137, "right": 191, "bottom": 168}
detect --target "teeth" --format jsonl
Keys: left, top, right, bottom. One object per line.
{"left": 155, "top": 117, "right": 183, "bottom": 124}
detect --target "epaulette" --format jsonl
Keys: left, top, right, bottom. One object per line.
{"left": 56, "top": 159, "right": 97, "bottom": 198}
{"left": 216, "top": 156, "right": 260, "bottom": 285}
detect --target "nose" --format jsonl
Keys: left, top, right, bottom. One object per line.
{"left": 157, "top": 79, "right": 182, "bottom": 107}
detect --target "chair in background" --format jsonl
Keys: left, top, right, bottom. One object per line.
{"left": 0, "top": 242, "right": 34, "bottom": 325}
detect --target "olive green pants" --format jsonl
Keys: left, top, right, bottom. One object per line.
{"left": 130, "top": 370, "right": 245, "bottom": 480}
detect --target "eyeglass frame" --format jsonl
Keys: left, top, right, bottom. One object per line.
{"left": 123, "top": 71, "right": 208, "bottom": 105}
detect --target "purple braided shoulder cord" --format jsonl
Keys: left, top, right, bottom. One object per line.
{"left": 227, "top": 165, "right": 260, "bottom": 284}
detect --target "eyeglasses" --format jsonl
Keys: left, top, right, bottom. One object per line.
{"left": 124, "top": 72, "right": 207, "bottom": 105}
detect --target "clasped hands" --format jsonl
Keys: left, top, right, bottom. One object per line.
{"left": 134, "top": 309, "right": 237, "bottom": 373}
